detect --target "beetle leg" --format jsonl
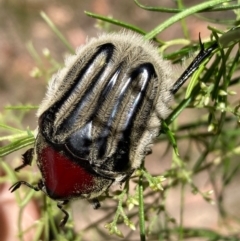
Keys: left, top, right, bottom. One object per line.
{"left": 144, "top": 147, "right": 152, "bottom": 155}
{"left": 9, "top": 180, "right": 40, "bottom": 192}
{"left": 57, "top": 200, "right": 69, "bottom": 227}
{"left": 171, "top": 39, "right": 218, "bottom": 94}
{"left": 89, "top": 198, "right": 101, "bottom": 209}
{"left": 14, "top": 148, "right": 34, "bottom": 172}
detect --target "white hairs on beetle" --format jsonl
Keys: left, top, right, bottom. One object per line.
{"left": 10, "top": 31, "right": 217, "bottom": 227}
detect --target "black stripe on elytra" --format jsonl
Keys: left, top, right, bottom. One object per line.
{"left": 96, "top": 63, "right": 157, "bottom": 172}
{"left": 65, "top": 65, "right": 122, "bottom": 160}
{"left": 39, "top": 43, "right": 115, "bottom": 142}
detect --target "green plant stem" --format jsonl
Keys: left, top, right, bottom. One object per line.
{"left": 18, "top": 208, "right": 25, "bottom": 241}
{"left": 144, "top": 0, "right": 234, "bottom": 40}
{"left": 40, "top": 12, "right": 74, "bottom": 54}
{"left": 179, "top": 183, "right": 185, "bottom": 241}
{"left": 138, "top": 170, "right": 146, "bottom": 241}
{"left": 193, "top": 110, "right": 226, "bottom": 172}
{"left": 84, "top": 11, "right": 147, "bottom": 35}
{"left": 165, "top": 91, "right": 194, "bottom": 126}
{"left": 47, "top": 198, "right": 59, "bottom": 240}
{"left": 134, "top": 0, "right": 240, "bottom": 13}
{"left": 0, "top": 135, "right": 35, "bottom": 157}
{"left": 177, "top": 0, "right": 189, "bottom": 39}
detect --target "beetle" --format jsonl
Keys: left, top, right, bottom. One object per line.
{"left": 9, "top": 31, "right": 217, "bottom": 226}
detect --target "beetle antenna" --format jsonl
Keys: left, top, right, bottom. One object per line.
{"left": 171, "top": 35, "right": 218, "bottom": 94}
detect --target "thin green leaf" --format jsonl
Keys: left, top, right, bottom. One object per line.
{"left": 135, "top": 0, "right": 240, "bottom": 13}
{"left": 40, "top": 11, "right": 75, "bottom": 54}
{"left": 85, "top": 11, "right": 146, "bottom": 35}
{"left": 144, "top": 0, "right": 235, "bottom": 40}
{"left": 0, "top": 136, "right": 35, "bottom": 157}
{"left": 0, "top": 123, "right": 25, "bottom": 133}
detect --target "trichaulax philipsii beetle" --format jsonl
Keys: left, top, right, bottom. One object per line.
{"left": 9, "top": 31, "right": 217, "bottom": 226}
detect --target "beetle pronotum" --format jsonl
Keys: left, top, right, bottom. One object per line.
{"left": 9, "top": 31, "right": 217, "bottom": 226}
